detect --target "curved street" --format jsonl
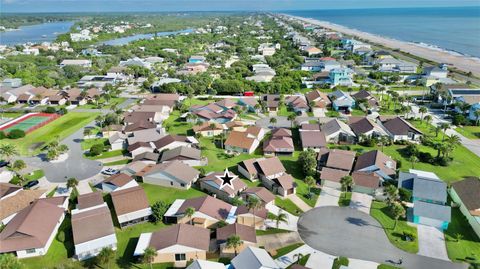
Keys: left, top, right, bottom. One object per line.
{"left": 297, "top": 206, "right": 467, "bottom": 269}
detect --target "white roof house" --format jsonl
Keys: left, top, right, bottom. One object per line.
{"left": 231, "top": 246, "right": 280, "bottom": 269}
{"left": 186, "top": 260, "right": 226, "bottom": 269}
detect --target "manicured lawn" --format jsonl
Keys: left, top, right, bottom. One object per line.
{"left": 256, "top": 227, "right": 291, "bottom": 236}
{"left": 338, "top": 192, "right": 352, "bottom": 207}
{"left": 81, "top": 137, "right": 108, "bottom": 150}
{"left": 277, "top": 105, "right": 291, "bottom": 117}
{"left": 162, "top": 110, "right": 193, "bottom": 136}
{"left": 0, "top": 112, "right": 25, "bottom": 119}
{"left": 370, "top": 201, "right": 418, "bottom": 253}
{"left": 140, "top": 182, "right": 205, "bottom": 205}
{"left": 325, "top": 110, "right": 340, "bottom": 117}
{"left": 275, "top": 197, "right": 303, "bottom": 216}
{"left": 86, "top": 149, "right": 126, "bottom": 160}
{"left": 287, "top": 254, "right": 310, "bottom": 268}
{"left": 444, "top": 206, "right": 480, "bottom": 263}
{"left": 455, "top": 125, "right": 480, "bottom": 140}
{"left": 10, "top": 169, "right": 45, "bottom": 185}
{"left": 3, "top": 112, "right": 99, "bottom": 156}
{"left": 272, "top": 243, "right": 304, "bottom": 259}
{"left": 104, "top": 159, "right": 132, "bottom": 166}
{"left": 79, "top": 97, "right": 126, "bottom": 109}
{"left": 332, "top": 256, "right": 349, "bottom": 269}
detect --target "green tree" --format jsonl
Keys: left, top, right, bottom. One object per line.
{"left": 409, "top": 155, "right": 419, "bottom": 169}
{"left": 474, "top": 109, "right": 480, "bottom": 126}
{"left": 142, "top": 247, "right": 157, "bottom": 269}
{"left": 184, "top": 207, "right": 195, "bottom": 225}
{"left": 274, "top": 209, "right": 288, "bottom": 228}
{"left": 439, "top": 123, "right": 450, "bottom": 141}
{"left": 424, "top": 115, "right": 432, "bottom": 126}
{"left": 150, "top": 201, "right": 168, "bottom": 224}
{"left": 0, "top": 253, "right": 23, "bottom": 269}
{"left": 226, "top": 235, "right": 243, "bottom": 256}
{"left": 340, "top": 176, "right": 353, "bottom": 197}
{"left": 390, "top": 202, "right": 406, "bottom": 230}
{"left": 385, "top": 185, "right": 399, "bottom": 205}
{"left": 96, "top": 247, "right": 115, "bottom": 269}
{"left": 287, "top": 113, "right": 296, "bottom": 128}
{"left": 66, "top": 177, "right": 79, "bottom": 189}
{"left": 269, "top": 117, "right": 277, "bottom": 127}
{"left": 419, "top": 106, "right": 427, "bottom": 123}
{"left": 305, "top": 176, "right": 316, "bottom": 199}
{"left": 298, "top": 149, "right": 317, "bottom": 177}
{"left": 247, "top": 196, "right": 261, "bottom": 228}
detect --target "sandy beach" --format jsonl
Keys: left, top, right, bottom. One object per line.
{"left": 287, "top": 15, "right": 480, "bottom": 77}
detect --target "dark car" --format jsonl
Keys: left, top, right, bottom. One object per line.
{"left": 0, "top": 161, "right": 9, "bottom": 168}
{"left": 23, "top": 180, "right": 39, "bottom": 189}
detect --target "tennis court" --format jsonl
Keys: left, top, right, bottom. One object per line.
{"left": 0, "top": 113, "right": 60, "bottom": 134}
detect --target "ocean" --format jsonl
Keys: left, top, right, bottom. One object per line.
{"left": 285, "top": 6, "right": 480, "bottom": 58}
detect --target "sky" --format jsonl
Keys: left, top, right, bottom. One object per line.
{"left": 1, "top": 0, "right": 480, "bottom": 13}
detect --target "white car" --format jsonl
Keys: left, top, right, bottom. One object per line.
{"left": 102, "top": 168, "right": 119, "bottom": 175}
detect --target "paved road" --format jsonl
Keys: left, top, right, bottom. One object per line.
{"left": 22, "top": 120, "right": 103, "bottom": 182}
{"left": 297, "top": 207, "right": 467, "bottom": 269}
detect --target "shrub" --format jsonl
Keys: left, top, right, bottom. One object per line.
{"left": 7, "top": 129, "right": 25, "bottom": 139}
{"left": 418, "top": 151, "right": 433, "bottom": 163}
{"left": 452, "top": 114, "right": 467, "bottom": 126}
{"left": 89, "top": 143, "right": 105, "bottom": 156}
{"left": 44, "top": 106, "right": 56, "bottom": 114}
{"left": 434, "top": 156, "right": 451, "bottom": 166}
{"left": 399, "top": 188, "right": 412, "bottom": 202}
{"left": 150, "top": 201, "right": 168, "bottom": 224}
{"left": 56, "top": 231, "right": 65, "bottom": 242}
{"left": 0, "top": 131, "right": 5, "bottom": 140}
{"left": 57, "top": 107, "right": 68, "bottom": 115}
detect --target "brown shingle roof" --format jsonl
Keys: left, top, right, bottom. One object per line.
{"left": 300, "top": 130, "right": 326, "bottom": 148}
{"left": 104, "top": 173, "right": 133, "bottom": 188}
{"left": 149, "top": 223, "right": 209, "bottom": 251}
{"left": 217, "top": 223, "right": 256, "bottom": 243}
{"left": 111, "top": 186, "right": 149, "bottom": 216}
{"left": 0, "top": 198, "right": 64, "bottom": 252}
{"left": 152, "top": 134, "right": 190, "bottom": 149}
{"left": 0, "top": 189, "right": 45, "bottom": 220}
{"left": 381, "top": 117, "right": 422, "bottom": 136}
{"left": 352, "top": 171, "right": 381, "bottom": 189}
{"left": 273, "top": 174, "right": 295, "bottom": 190}
{"left": 145, "top": 161, "right": 199, "bottom": 184}
{"left": 160, "top": 146, "right": 201, "bottom": 162}
{"left": 256, "top": 157, "right": 286, "bottom": 177}
{"left": 451, "top": 178, "right": 480, "bottom": 213}
{"left": 354, "top": 150, "right": 396, "bottom": 177}
{"left": 271, "top": 128, "right": 292, "bottom": 137}
{"left": 263, "top": 136, "right": 294, "bottom": 152}
{"left": 236, "top": 205, "right": 268, "bottom": 219}
{"left": 77, "top": 192, "right": 104, "bottom": 210}
{"left": 200, "top": 171, "right": 247, "bottom": 196}
{"left": 72, "top": 206, "right": 115, "bottom": 245}
{"left": 225, "top": 131, "right": 256, "bottom": 150}
{"left": 242, "top": 187, "right": 275, "bottom": 204}
{"left": 320, "top": 167, "right": 349, "bottom": 182}
{"left": 192, "top": 122, "right": 223, "bottom": 132}
{"left": 178, "top": 196, "right": 233, "bottom": 221}
{"left": 0, "top": 183, "right": 21, "bottom": 199}
{"left": 323, "top": 149, "right": 356, "bottom": 171}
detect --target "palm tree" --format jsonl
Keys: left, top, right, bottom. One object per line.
{"left": 274, "top": 209, "right": 288, "bottom": 228}
{"left": 66, "top": 177, "right": 79, "bottom": 189}
{"left": 142, "top": 247, "right": 157, "bottom": 269}
{"left": 305, "top": 176, "right": 316, "bottom": 199}
{"left": 226, "top": 235, "right": 243, "bottom": 256}
{"left": 184, "top": 207, "right": 195, "bottom": 225}
{"left": 385, "top": 185, "right": 399, "bottom": 205}
{"left": 247, "top": 196, "right": 261, "bottom": 228}
{"left": 445, "top": 134, "right": 461, "bottom": 158}
{"left": 269, "top": 117, "right": 277, "bottom": 128}
{"left": 293, "top": 253, "right": 304, "bottom": 264}
{"left": 390, "top": 202, "right": 406, "bottom": 230}
{"left": 419, "top": 106, "right": 427, "bottom": 122}
{"left": 96, "top": 247, "right": 115, "bottom": 269}
{"left": 474, "top": 109, "right": 480, "bottom": 126}
{"left": 0, "top": 144, "right": 18, "bottom": 163}
{"left": 424, "top": 115, "right": 432, "bottom": 126}
{"left": 439, "top": 123, "right": 450, "bottom": 141}
{"left": 409, "top": 155, "right": 419, "bottom": 169}
{"left": 287, "top": 113, "right": 296, "bottom": 128}
{"left": 83, "top": 128, "right": 91, "bottom": 138}
{"left": 340, "top": 176, "right": 353, "bottom": 198}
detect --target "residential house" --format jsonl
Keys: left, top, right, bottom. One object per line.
{"left": 152, "top": 134, "right": 198, "bottom": 152}
{"left": 0, "top": 198, "right": 66, "bottom": 258}
{"left": 0, "top": 189, "right": 45, "bottom": 225}
{"left": 176, "top": 62, "right": 209, "bottom": 75}
{"left": 450, "top": 178, "right": 480, "bottom": 237}
{"left": 348, "top": 117, "right": 388, "bottom": 140}
{"left": 225, "top": 127, "right": 265, "bottom": 154}
{"left": 240, "top": 187, "right": 275, "bottom": 207}
{"left": 110, "top": 186, "right": 152, "bottom": 228}
{"left": 354, "top": 150, "right": 396, "bottom": 181}
{"left": 329, "top": 68, "right": 354, "bottom": 86}
{"left": 299, "top": 123, "right": 327, "bottom": 151}
{"left": 398, "top": 169, "right": 450, "bottom": 229}
{"left": 377, "top": 116, "right": 423, "bottom": 142}
{"left": 1, "top": 78, "right": 22, "bottom": 88}
{"left": 123, "top": 111, "right": 160, "bottom": 125}
{"left": 319, "top": 167, "right": 350, "bottom": 190}
{"left": 132, "top": 152, "right": 159, "bottom": 164}
{"left": 322, "top": 119, "right": 356, "bottom": 143}
{"left": 142, "top": 161, "right": 200, "bottom": 189}
{"left": 321, "top": 60, "right": 342, "bottom": 72}
{"left": 101, "top": 173, "right": 138, "bottom": 193}
{"left": 0, "top": 183, "right": 22, "bottom": 200}
{"left": 76, "top": 192, "right": 104, "bottom": 210}
{"left": 127, "top": 128, "right": 164, "bottom": 144}
{"left": 231, "top": 246, "right": 280, "bottom": 269}
{"left": 108, "top": 132, "right": 127, "bottom": 151}
{"left": 192, "top": 122, "right": 224, "bottom": 137}
{"left": 261, "top": 94, "right": 280, "bottom": 113}
{"left": 190, "top": 103, "right": 237, "bottom": 124}
{"left": 301, "top": 61, "right": 323, "bottom": 72}
{"left": 375, "top": 58, "right": 417, "bottom": 73}
{"left": 199, "top": 170, "right": 247, "bottom": 201}
{"left": 318, "top": 148, "right": 356, "bottom": 189}
{"left": 77, "top": 75, "right": 116, "bottom": 88}
{"left": 256, "top": 157, "right": 296, "bottom": 197}
{"left": 134, "top": 224, "right": 210, "bottom": 267}
{"left": 351, "top": 171, "right": 382, "bottom": 195}
{"left": 423, "top": 66, "right": 448, "bottom": 79}
{"left": 238, "top": 98, "right": 258, "bottom": 113}
{"left": 187, "top": 260, "right": 225, "bottom": 269}
{"left": 71, "top": 197, "right": 116, "bottom": 260}
{"left": 285, "top": 95, "right": 309, "bottom": 114}
{"left": 143, "top": 93, "right": 180, "bottom": 109}
{"left": 351, "top": 90, "right": 379, "bottom": 109}
{"left": 263, "top": 128, "right": 291, "bottom": 153}
{"left": 235, "top": 205, "right": 268, "bottom": 229}
{"left": 328, "top": 90, "right": 355, "bottom": 112}
{"left": 163, "top": 195, "right": 237, "bottom": 227}
{"left": 160, "top": 146, "right": 205, "bottom": 167}
{"left": 304, "top": 46, "right": 322, "bottom": 56}
{"left": 305, "top": 90, "right": 331, "bottom": 110}
{"left": 217, "top": 223, "right": 256, "bottom": 257}
{"left": 127, "top": 142, "right": 154, "bottom": 158}
{"left": 189, "top": 55, "right": 206, "bottom": 63}
{"left": 60, "top": 59, "right": 92, "bottom": 68}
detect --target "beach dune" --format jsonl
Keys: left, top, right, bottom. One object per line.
{"left": 287, "top": 15, "right": 480, "bottom": 77}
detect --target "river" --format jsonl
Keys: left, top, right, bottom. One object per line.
{"left": 99, "top": 28, "right": 194, "bottom": 46}
{"left": 0, "top": 21, "right": 74, "bottom": 45}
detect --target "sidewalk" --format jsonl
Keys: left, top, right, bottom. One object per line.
{"left": 305, "top": 250, "right": 336, "bottom": 269}
{"left": 77, "top": 180, "right": 93, "bottom": 195}
{"left": 288, "top": 194, "right": 312, "bottom": 212}
{"left": 348, "top": 258, "right": 379, "bottom": 269}
{"left": 275, "top": 244, "right": 314, "bottom": 268}
{"left": 257, "top": 232, "right": 303, "bottom": 250}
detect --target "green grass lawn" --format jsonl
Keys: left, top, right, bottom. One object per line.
{"left": 277, "top": 105, "right": 291, "bottom": 117}
{"left": 10, "top": 169, "right": 45, "bottom": 185}
{"left": 272, "top": 243, "right": 304, "bottom": 259}
{"left": 275, "top": 197, "right": 303, "bottom": 216}
{"left": 370, "top": 201, "right": 418, "bottom": 253}
{"left": 79, "top": 97, "right": 126, "bottom": 109}
{"left": 338, "top": 192, "right": 352, "bottom": 207}
{"left": 162, "top": 110, "right": 193, "bottom": 136}
{"left": 3, "top": 112, "right": 99, "bottom": 156}
{"left": 86, "top": 149, "right": 126, "bottom": 160}
{"left": 287, "top": 254, "right": 310, "bottom": 268}
{"left": 332, "top": 256, "right": 349, "bottom": 269}
{"left": 256, "top": 227, "right": 291, "bottom": 236}
{"left": 81, "top": 137, "right": 108, "bottom": 150}
{"left": 0, "top": 112, "right": 25, "bottom": 119}
{"left": 104, "top": 159, "right": 132, "bottom": 166}
{"left": 455, "top": 126, "right": 480, "bottom": 140}
{"left": 444, "top": 206, "right": 480, "bottom": 263}
{"left": 141, "top": 182, "right": 205, "bottom": 205}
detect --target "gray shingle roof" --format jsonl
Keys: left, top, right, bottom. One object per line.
{"left": 414, "top": 200, "right": 451, "bottom": 222}
{"left": 413, "top": 177, "right": 447, "bottom": 203}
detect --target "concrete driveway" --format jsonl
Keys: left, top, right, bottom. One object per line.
{"left": 315, "top": 187, "right": 340, "bottom": 207}
{"left": 265, "top": 204, "right": 299, "bottom": 231}
{"left": 297, "top": 207, "right": 466, "bottom": 269}
{"left": 417, "top": 225, "right": 449, "bottom": 261}
{"left": 349, "top": 192, "right": 373, "bottom": 214}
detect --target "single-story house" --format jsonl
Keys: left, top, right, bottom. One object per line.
{"left": 225, "top": 130, "right": 260, "bottom": 154}
{"left": 348, "top": 117, "right": 388, "bottom": 140}
{"left": 152, "top": 135, "right": 198, "bottom": 153}
{"left": 110, "top": 186, "right": 152, "bottom": 228}
{"left": 328, "top": 90, "right": 355, "bottom": 112}
{"left": 217, "top": 223, "right": 256, "bottom": 257}
{"left": 351, "top": 171, "right": 382, "bottom": 195}
{"left": 142, "top": 161, "right": 200, "bottom": 189}
{"left": 108, "top": 132, "right": 127, "bottom": 151}
{"left": 199, "top": 170, "right": 247, "bottom": 201}
{"left": 186, "top": 260, "right": 225, "bottom": 269}
{"left": 164, "top": 195, "right": 237, "bottom": 228}
{"left": 450, "top": 178, "right": 480, "bottom": 237}
{"left": 305, "top": 90, "right": 331, "bottom": 109}
{"left": 322, "top": 119, "right": 356, "bottom": 144}
{"left": 134, "top": 224, "right": 210, "bottom": 267}
{"left": 101, "top": 173, "right": 138, "bottom": 193}
{"left": 132, "top": 152, "right": 159, "bottom": 164}
{"left": 263, "top": 128, "right": 294, "bottom": 156}
{"left": 285, "top": 96, "right": 309, "bottom": 114}
{"left": 351, "top": 89, "right": 379, "bottom": 109}
{"left": 319, "top": 167, "right": 350, "bottom": 189}
{"left": 317, "top": 148, "right": 356, "bottom": 172}
{"left": 413, "top": 200, "right": 451, "bottom": 230}
{"left": 127, "top": 142, "right": 154, "bottom": 158}
{"left": 236, "top": 205, "right": 268, "bottom": 229}
{"left": 240, "top": 187, "right": 275, "bottom": 208}
{"left": 231, "top": 246, "right": 280, "bottom": 269}
{"left": 354, "top": 150, "right": 396, "bottom": 181}
{"left": 160, "top": 146, "right": 204, "bottom": 167}
{"left": 192, "top": 122, "right": 224, "bottom": 137}
{"left": 299, "top": 124, "right": 327, "bottom": 151}
{"left": 377, "top": 116, "right": 423, "bottom": 142}
{"left": 0, "top": 189, "right": 46, "bottom": 225}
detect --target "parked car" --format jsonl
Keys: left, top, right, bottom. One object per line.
{"left": 0, "top": 161, "right": 9, "bottom": 168}
{"left": 102, "top": 168, "right": 119, "bottom": 175}
{"left": 23, "top": 180, "right": 39, "bottom": 189}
